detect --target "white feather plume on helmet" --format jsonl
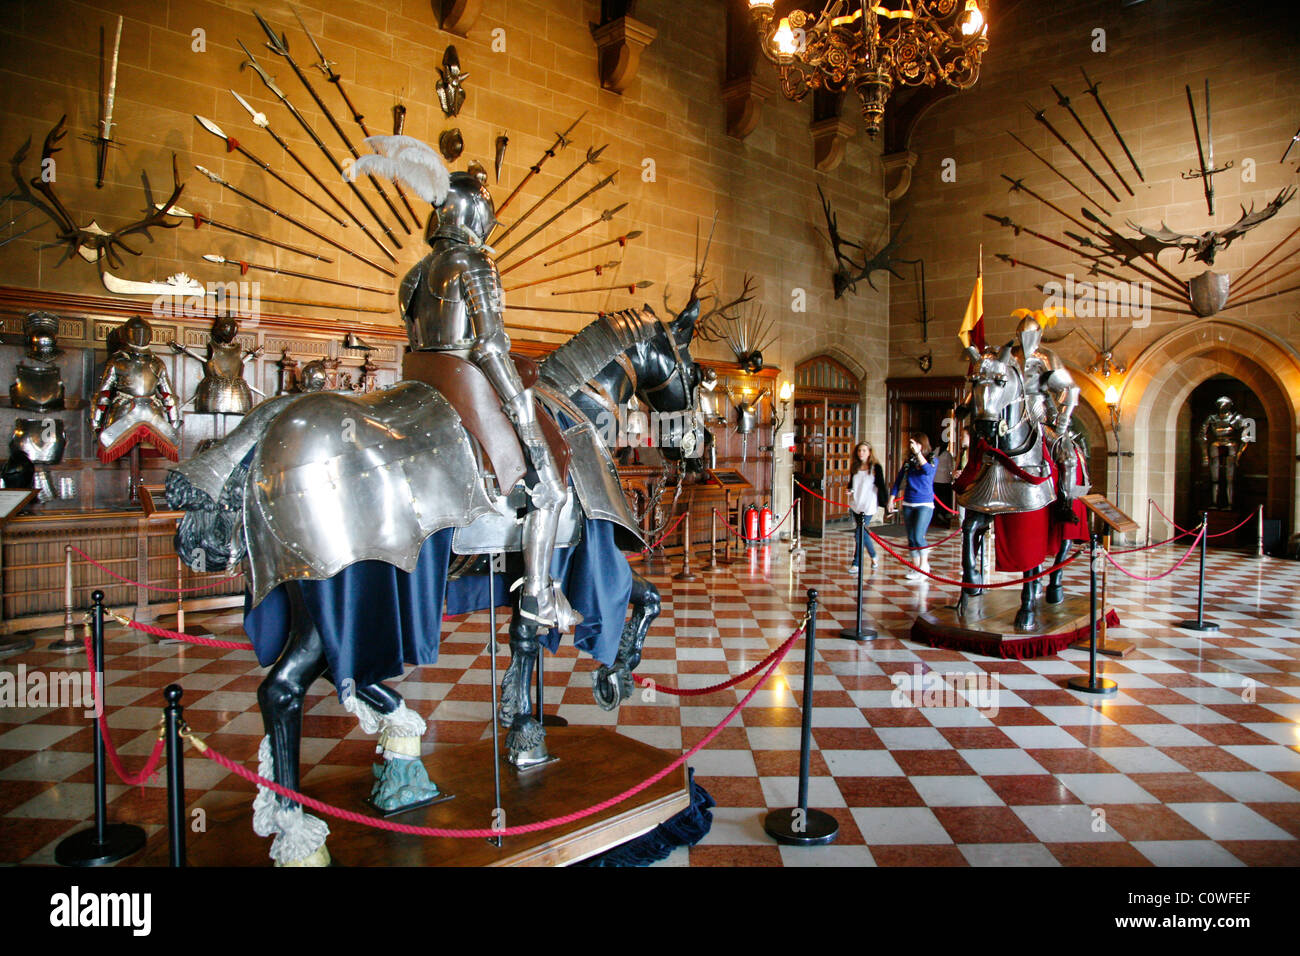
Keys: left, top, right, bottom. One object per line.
{"left": 346, "top": 136, "right": 450, "bottom": 206}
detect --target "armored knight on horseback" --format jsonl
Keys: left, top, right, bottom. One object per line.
{"left": 1010, "top": 314, "right": 1088, "bottom": 509}
{"left": 402, "top": 168, "right": 580, "bottom": 634}
{"left": 955, "top": 311, "right": 1089, "bottom": 630}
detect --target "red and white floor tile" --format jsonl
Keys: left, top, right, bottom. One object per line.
{"left": 2, "top": 523, "right": 1297, "bottom": 867}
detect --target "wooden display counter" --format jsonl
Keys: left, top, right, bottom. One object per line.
{"left": 0, "top": 505, "right": 243, "bottom": 635}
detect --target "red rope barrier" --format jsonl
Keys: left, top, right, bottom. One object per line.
{"left": 866, "top": 528, "right": 1083, "bottom": 588}
{"left": 638, "top": 509, "right": 689, "bottom": 554}
{"left": 1206, "top": 510, "right": 1259, "bottom": 538}
{"left": 1103, "top": 527, "right": 1205, "bottom": 581}
{"left": 69, "top": 545, "right": 239, "bottom": 593}
{"left": 1149, "top": 499, "right": 1194, "bottom": 535}
{"left": 1148, "top": 501, "right": 1257, "bottom": 539}
{"left": 933, "top": 494, "right": 958, "bottom": 515}
{"left": 190, "top": 621, "right": 805, "bottom": 840}
{"left": 636, "top": 630, "right": 799, "bottom": 696}
{"left": 794, "top": 480, "right": 958, "bottom": 550}
{"left": 1111, "top": 528, "right": 1195, "bottom": 554}
{"left": 82, "top": 630, "right": 165, "bottom": 787}
{"left": 111, "top": 614, "right": 252, "bottom": 651}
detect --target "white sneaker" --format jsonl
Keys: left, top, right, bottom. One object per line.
{"left": 905, "top": 569, "right": 922, "bottom": 581}
{"left": 848, "top": 565, "right": 859, "bottom": 574}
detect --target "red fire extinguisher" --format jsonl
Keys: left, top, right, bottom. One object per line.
{"left": 759, "top": 502, "right": 774, "bottom": 540}
{"left": 743, "top": 504, "right": 759, "bottom": 542}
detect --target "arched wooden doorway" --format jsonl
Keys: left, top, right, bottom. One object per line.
{"left": 792, "top": 355, "right": 862, "bottom": 537}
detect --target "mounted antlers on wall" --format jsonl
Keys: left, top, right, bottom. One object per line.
{"left": 11, "top": 115, "right": 184, "bottom": 273}
{"left": 817, "top": 184, "right": 907, "bottom": 298}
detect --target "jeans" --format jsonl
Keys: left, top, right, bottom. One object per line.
{"left": 851, "top": 512, "right": 876, "bottom": 567}
{"left": 903, "top": 504, "right": 933, "bottom": 550}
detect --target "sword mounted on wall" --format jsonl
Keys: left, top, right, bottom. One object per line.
{"left": 86, "top": 16, "right": 123, "bottom": 188}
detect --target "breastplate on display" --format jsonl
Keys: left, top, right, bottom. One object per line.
{"left": 194, "top": 342, "right": 253, "bottom": 414}
{"left": 1021, "top": 356, "right": 1051, "bottom": 424}
{"left": 1205, "top": 417, "right": 1240, "bottom": 446}
{"left": 11, "top": 418, "right": 67, "bottom": 463}
{"left": 117, "top": 353, "right": 162, "bottom": 398}
{"left": 10, "top": 362, "right": 66, "bottom": 411}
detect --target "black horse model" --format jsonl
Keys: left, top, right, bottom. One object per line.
{"left": 167, "top": 301, "right": 704, "bottom": 864}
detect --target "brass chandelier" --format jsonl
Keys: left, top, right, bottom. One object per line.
{"left": 746, "top": 1, "right": 989, "bottom": 137}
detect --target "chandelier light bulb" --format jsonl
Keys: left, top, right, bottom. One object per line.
{"left": 1105, "top": 384, "right": 1120, "bottom": 407}
{"left": 960, "top": 1, "right": 986, "bottom": 37}
{"left": 779, "top": 381, "right": 795, "bottom": 402}
{"left": 772, "top": 18, "right": 799, "bottom": 57}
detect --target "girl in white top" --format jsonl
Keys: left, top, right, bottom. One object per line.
{"left": 849, "top": 442, "right": 887, "bottom": 573}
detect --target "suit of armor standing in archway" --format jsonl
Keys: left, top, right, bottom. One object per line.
{"left": 1199, "top": 396, "right": 1249, "bottom": 509}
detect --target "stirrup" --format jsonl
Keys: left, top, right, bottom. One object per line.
{"left": 514, "top": 580, "right": 583, "bottom": 633}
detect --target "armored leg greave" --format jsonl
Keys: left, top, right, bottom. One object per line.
{"left": 475, "top": 340, "right": 580, "bottom": 633}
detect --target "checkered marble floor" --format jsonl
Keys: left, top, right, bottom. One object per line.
{"left": 2, "top": 523, "right": 1298, "bottom": 867}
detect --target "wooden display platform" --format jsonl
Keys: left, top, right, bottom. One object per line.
{"left": 132, "top": 726, "right": 690, "bottom": 867}
{"left": 911, "top": 590, "right": 1120, "bottom": 660}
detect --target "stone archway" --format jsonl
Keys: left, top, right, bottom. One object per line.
{"left": 1114, "top": 321, "right": 1300, "bottom": 540}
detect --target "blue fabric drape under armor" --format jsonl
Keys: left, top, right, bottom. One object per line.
{"left": 244, "top": 516, "right": 633, "bottom": 698}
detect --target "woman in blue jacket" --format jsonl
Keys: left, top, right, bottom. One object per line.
{"left": 891, "top": 432, "right": 936, "bottom": 581}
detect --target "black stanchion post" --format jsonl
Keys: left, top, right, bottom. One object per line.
{"left": 1176, "top": 512, "right": 1219, "bottom": 632}
{"left": 764, "top": 588, "right": 838, "bottom": 847}
{"left": 163, "top": 684, "right": 186, "bottom": 867}
{"left": 1068, "top": 533, "right": 1117, "bottom": 696}
{"left": 55, "top": 590, "right": 147, "bottom": 866}
{"left": 840, "top": 512, "right": 877, "bottom": 641}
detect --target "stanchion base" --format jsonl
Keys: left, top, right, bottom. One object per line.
{"left": 1175, "top": 620, "right": 1220, "bottom": 632}
{"left": 1066, "top": 675, "right": 1118, "bottom": 696}
{"left": 540, "top": 714, "right": 569, "bottom": 727}
{"left": 763, "top": 807, "right": 838, "bottom": 846}
{"left": 55, "top": 823, "right": 147, "bottom": 866}
{"left": 672, "top": 572, "right": 697, "bottom": 582}
{"left": 839, "top": 627, "right": 878, "bottom": 642}
{"left": 0, "top": 636, "right": 35, "bottom": 660}
{"left": 48, "top": 637, "right": 82, "bottom": 653}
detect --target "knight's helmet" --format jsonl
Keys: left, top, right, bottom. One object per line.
{"left": 1215, "top": 395, "right": 1234, "bottom": 413}
{"left": 211, "top": 315, "right": 239, "bottom": 344}
{"left": 121, "top": 315, "right": 154, "bottom": 350}
{"left": 426, "top": 168, "right": 496, "bottom": 247}
{"left": 1016, "top": 315, "right": 1043, "bottom": 357}
{"left": 23, "top": 311, "right": 60, "bottom": 358}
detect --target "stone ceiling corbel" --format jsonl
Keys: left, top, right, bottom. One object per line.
{"left": 721, "top": 0, "right": 772, "bottom": 140}
{"left": 591, "top": 1, "right": 657, "bottom": 95}
{"left": 882, "top": 150, "right": 917, "bottom": 200}
{"left": 810, "top": 89, "right": 853, "bottom": 172}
